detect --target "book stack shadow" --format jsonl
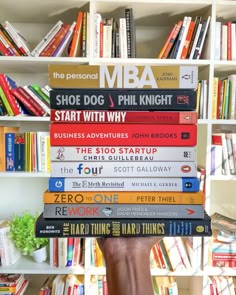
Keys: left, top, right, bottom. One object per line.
{"left": 35, "top": 64, "right": 212, "bottom": 239}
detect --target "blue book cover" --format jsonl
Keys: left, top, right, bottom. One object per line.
{"left": 5, "top": 133, "right": 15, "bottom": 171}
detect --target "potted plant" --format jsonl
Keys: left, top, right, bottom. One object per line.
{"left": 9, "top": 211, "right": 48, "bottom": 262}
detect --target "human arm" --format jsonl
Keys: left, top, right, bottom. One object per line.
{"left": 97, "top": 237, "right": 162, "bottom": 295}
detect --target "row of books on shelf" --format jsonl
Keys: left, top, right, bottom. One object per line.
{"left": 49, "top": 237, "right": 85, "bottom": 268}
{"left": 37, "top": 274, "right": 84, "bottom": 295}
{"left": 157, "top": 15, "right": 211, "bottom": 60}
{"left": 0, "top": 7, "right": 135, "bottom": 59}
{"left": 0, "top": 73, "right": 50, "bottom": 117}
{"left": 0, "top": 126, "right": 50, "bottom": 172}
{"left": 212, "top": 75, "right": 236, "bottom": 120}
{"left": 211, "top": 132, "right": 236, "bottom": 176}
{"left": 215, "top": 20, "right": 236, "bottom": 61}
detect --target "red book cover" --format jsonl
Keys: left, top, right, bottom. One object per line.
{"left": 50, "top": 123, "right": 197, "bottom": 146}
{"left": 17, "top": 86, "right": 47, "bottom": 116}
{"left": 157, "top": 23, "right": 177, "bottom": 58}
{"left": 227, "top": 21, "right": 232, "bottom": 61}
{"left": 11, "top": 88, "right": 42, "bottom": 116}
{"left": 69, "top": 11, "right": 83, "bottom": 57}
{"left": 0, "top": 74, "right": 21, "bottom": 115}
{"left": 50, "top": 110, "right": 198, "bottom": 124}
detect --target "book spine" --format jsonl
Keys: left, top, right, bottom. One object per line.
{"left": 50, "top": 88, "right": 196, "bottom": 111}
{"left": 50, "top": 123, "right": 197, "bottom": 146}
{"left": 43, "top": 204, "right": 205, "bottom": 219}
{"left": 48, "top": 64, "right": 198, "bottom": 89}
{"left": 48, "top": 176, "right": 200, "bottom": 192}
{"left": 0, "top": 74, "right": 21, "bottom": 116}
{"left": 31, "top": 20, "right": 64, "bottom": 56}
{"left": 50, "top": 146, "right": 197, "bottom": 162}
{"left": 0, "top": 86, "right": 14, "bottom": 115}
{"left": 5, "top": 133, "right": 15, "bottom": 171}
{"left": 119, "top": 18, "right": 128, "bottom": 58}
{"left": 50, "top": 110, "right": 198, "bottom": 124}
{"left": 14, "top": 133, "right": 25, "bottom": 171}
{"left": 43, "top": 190, "right": 204, "bottom": 204}
{"left": 69, "top": 11, "right": 83, "bottom": 57}
{"left": 35, "top": 214, "right": 212, "bottom": 238}
{"left": 39, "top": 23, "right": 70, "bottom": 57}
{"left": 50, "top": 161, "right": 197, "bottom": 178}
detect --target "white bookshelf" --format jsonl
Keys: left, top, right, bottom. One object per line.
{"left": 0, "top": 0, "right": 236, "bottom": 294}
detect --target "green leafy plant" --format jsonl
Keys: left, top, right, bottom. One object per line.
{"left": 9, "top": 212, "right": 48, "bottom": 256}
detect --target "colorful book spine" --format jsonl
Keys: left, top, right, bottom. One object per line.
{"left": 35, "top": 212, "right": 212, "bottom": 238}
{"left": 0, "top": 74, "right": 21, "bottom": 116}
{"left": 48, "top": 177, "right": 200, "bottom": 192}
{"left": 50, "top": 88, "right": 197, "bottom": 111}
{"left": 50, "top": 123, "right": 197, "bottom": 146}
{"left": 48, "top": 64, "right": 198, "bottom": 89}
{"left": 50, "top": 146, "right": 196, "bottom": 162}
{"left": 43, "top": 204, "right": 205, "bottom": 219}
{"left": 50, "top": 161, "right": 197, "bottom": 178}
{"left": 43, "top": 190, "right": 204, "bottom": 204}
{"left": 14, "top": 133, "right": 25, "bottom": 171}
{"left": 50, "top": 110, "right": 198, "bottom": 124}
{"left": 5, "top": 133, "right": 15, "bottom": 171}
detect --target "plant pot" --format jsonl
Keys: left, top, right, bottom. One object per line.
{"left": 32, "top": 245, "right": 47, "bottom": 263}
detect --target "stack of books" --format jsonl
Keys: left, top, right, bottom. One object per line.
{"left": 35, "top": 64, "right": 212, "bottom": 239}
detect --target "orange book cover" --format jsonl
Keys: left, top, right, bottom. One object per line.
{"left": 69, "top": 11, "right": 83, "bottom": 57}
{"left": 180, "top": 20, "right": 195, "bottom": 59}
{"left": 43, "top": 190, "right": 205, "bottom": 204}
{"left": 161, "top": 20, "right": 182, "bottom": 59}
{"left": 40, "top": 23, "right": 70, "bottom": 57}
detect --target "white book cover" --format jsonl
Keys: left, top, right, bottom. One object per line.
{"left": 119, "top": 18, "right": 128, "bottom": 58}
{"left": 189, "top": 23, "right": 202, "bottom": 59}
{"left": 94, "top": 13, "right": 102, "bottom": 58}
{"left": 176, "top": 16, "right": 192, "bottom": 59}
{"left": 214, "top": 21, "right": 222, "bottom": 60}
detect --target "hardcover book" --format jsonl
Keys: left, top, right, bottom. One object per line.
{"left": 50, "top": 110, "right": 198, "bottom": 124}
{"left": 50, "top": 161, "right": 198, "bottom": 178}
{"left": 43, "top": 190, "right": 204, "bottom": 204}
{"left": 48, "top": 176, "right": 200, "bottom": 192}
{"left": 35, "top": 211, "right": 212, "bottom": 238}
{"left": 50, "top": 88, "right": 197, "bottom": 111}
{"left": 43, "top": 204, "right": 205, "bottom": 219}
{"left": 50, "top": 146, "right": 197, "bottom": 162}
{"left": 48, "top": 64, "right": 198, "bottom": 89}
{"left": 49, "top": 123, "right": 197, "bottom": 147}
